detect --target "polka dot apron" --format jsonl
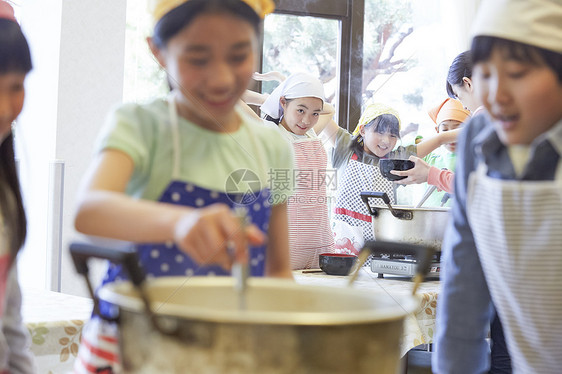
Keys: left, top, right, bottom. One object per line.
{"left": 74, "top": 96, "right": 272, "bottom": 373}
{"left": 332, "top": 155, "right": 394, "bottom": 253}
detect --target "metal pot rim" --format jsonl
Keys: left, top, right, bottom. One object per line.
{"left": 372, "top": 205, "right": 450, "bottom": 213}
{"left": 98, "top": 277, "right": 419, "bottom": 326}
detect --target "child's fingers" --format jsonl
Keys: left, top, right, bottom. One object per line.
{"left": 173, "top": 205, "right": 236, "bottom": 268}
{"left": 222, "top": 220, "right": 267, "bottom": 265}
{"left": 174, "top": 204, "right": 267, "bottom": 269}
{"left": 246, "top": 224, "right": 266, "bottom": 247}
{"left": 216, "top": 211, "right": 266, "bottom": 266}
{"left": 179, "top": 209, "right": 231, "bottom": 266}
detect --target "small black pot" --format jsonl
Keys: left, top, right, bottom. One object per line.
{"left": 319, "top": 253, "right": 358, "bottom": 276}
{"left": 379, "top": 159, "right": 415, "bottom": 181}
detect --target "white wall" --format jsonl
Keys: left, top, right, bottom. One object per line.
{"left": 17, "top": 0, "right": 127, "bottom": 296}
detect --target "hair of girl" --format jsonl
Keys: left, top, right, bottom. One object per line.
{"left": 349, "top": 113, "right": 400, "bottom": 157}
{"left": 472, "top": 36, "right": 562, "bottom": 83}
{"left": 263, "top": 97, "right": 294, "bottom": 125}
{"left": 151, "top": 0, "right": 261, "bottom": 49}
{"left": 0, "top": 17, "right": 32, "bottom": 259}
{"left": 0, "top": 19, "right": 32, "bottom": 74}
{"left": 445, "top": 50, "right": 473, "bottom": 99}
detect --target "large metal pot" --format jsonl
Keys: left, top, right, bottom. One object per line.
{"left": 71, "top": 243, "right": 418, "bottom": 374}
{"left": 360, "top": 191, "right": 450, "bottom": 252}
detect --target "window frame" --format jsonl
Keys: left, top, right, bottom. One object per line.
{"left": 259, "top": 0, "right": 365, "bottom": 131}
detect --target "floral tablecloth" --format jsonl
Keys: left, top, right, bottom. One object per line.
{"left": 21, "top": 287, "right": 93, "bottom": 374}
{"left": 293, "top": 268, "right": 440, "bottom": 357}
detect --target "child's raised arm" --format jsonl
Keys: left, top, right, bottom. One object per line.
{"left": 313, "top": 102, "right": 339, "bottom": 147}
{"left": 242, "top": 89, "right": 269, "bottom": 107}
{"left": 416, "top": 128, "right": 461, "bottom": 158}
{"left": 253, "top": 71, "right": 286, "bottom": 82}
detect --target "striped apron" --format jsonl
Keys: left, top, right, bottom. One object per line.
{"left": 288, "top": 137, "right": 334, "bottom": 269}
{"left": 332, "top": 156, "right": 394, "bottom": 253}
{"left": 467, "top": 162, "right": 562, "bottom": 373}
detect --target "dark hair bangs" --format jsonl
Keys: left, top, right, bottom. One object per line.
{"left": 0, "top": 19, "right": 32, "bottom": 74}
{"left": 153, "top": 0, "right": 260, "bottom": 49}
{"left": 472, "top": 36, "right": 540, "bottom": 64}
{"left": 367, "top": 113, "right": 400, "bottom": 138}
{"left": 472, "top": 36, "right": 562, "bottom": 82}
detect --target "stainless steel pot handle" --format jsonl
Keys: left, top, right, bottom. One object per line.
{"left": 70, "top": 242, "right": 180, "bottom": 337}
{"left": 360, "top": 191, "right": 413, "bottom": 220}
{"left": 70, "top": 242, "right": 145, "bottom": 318}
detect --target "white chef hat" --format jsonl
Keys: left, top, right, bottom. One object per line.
{"left": 260, "top": 72, "right": 325, "bottom": 120}
{"left": 471, "top": 0, "right": 562, "bottom": 53}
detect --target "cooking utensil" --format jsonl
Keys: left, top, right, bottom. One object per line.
{"left": 70, "top": 241, "right": 179, "bottom": 337}
{"left": 231, "top": 206, "right": 249, "bottom": 311}
{"left": 347, "top": 249, "right": 374, "bottom": 286}
{"left": 379, "top": 159, "right": 415, "bottom": 181}
{"left": 318, "top": 253, "right": 357, "bottom": 275}
{"left": 231, "top": 259, "right": 249, "bottom": 310}
{"left": 360, "top": 191, "right": 450, "bottom": 252}
{"left": 301, "top": 269, "right": 324, "bottom": 274}
{"left": 440, "top": 192, "right": 451, "bottom": 207}
{"left": 70, "top": 242, "right": 418, "bottom": 374}
{"left": 415, "top": 185, "right": 437, "bottom": 208}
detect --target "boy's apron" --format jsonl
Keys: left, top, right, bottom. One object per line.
{"left": 288, "top": 137, "right": 334, "bottom": 269}
{"left": 332, "top": 155, "right": 394, "bottom": 254}
{"left": 74, "top": 98, "right": 271, "bottom": 374}
{"left": 467, "top": 162, "right": 562, "bottom": 374}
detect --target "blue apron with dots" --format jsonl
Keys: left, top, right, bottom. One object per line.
{"left": 99, "top": 96, "right": 272, "bottom": 313}
{"left": 76, "top": 97, "right": 273, "bottom": 372}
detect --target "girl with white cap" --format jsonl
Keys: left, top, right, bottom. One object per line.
{"left": 73, "top": 0, "right": 294, "bottom": 371}
{"left": 0, "top": 1, "right": 35, "bottom": 372}
{"left": 255, "top": 72, "right": 335, "bottom": 269}
{"left": 434, "top": 0, "right": 562, "bottom": 372}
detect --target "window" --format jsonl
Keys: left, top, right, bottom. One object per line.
{"left": 123, "top": 0, "right": 473, "bottom": 139}
{"left": 261, "top": 13, "right": 340, "bottom": 112}
{"left": 261, "top": 0, "right": 363, "bottom": 129}
{"left": 362, "top": 0, "right": 457, "bottom": 143}
{"left": 123, "top": 0, "right": 167, "bottom": 103}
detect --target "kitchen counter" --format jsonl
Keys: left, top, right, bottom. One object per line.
{"left": 293, "top": 268, "right": 440, "bottom": 357}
